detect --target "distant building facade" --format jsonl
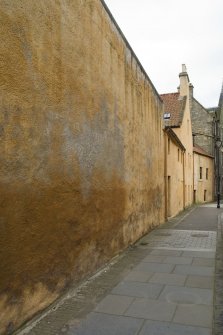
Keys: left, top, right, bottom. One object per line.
{"left": 191, "top": 94, "right": 215, "bottom": 156}
{"left": 193, "top": 145, "right": 214, "bottom": 203}
{"left": 162, "top": 65, "right": 216, "bottom": 217}
{"left": 200, "top": 83, "right": 223, "bottom": 200}
{"left": 163, "top": 127, "right": 185, "bottom": 218}
{"left": 161, "top": 65, "right": 194, "bottom": 218}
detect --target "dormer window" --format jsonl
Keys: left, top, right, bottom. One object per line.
{"left": 164, "top": 113, "right": 171, "bottom": 119}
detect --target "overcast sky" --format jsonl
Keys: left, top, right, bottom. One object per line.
{"left": 104, "top": 0, "right": 223, "bottom": 107}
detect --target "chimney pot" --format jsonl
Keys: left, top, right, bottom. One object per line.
{"left": 182, "top": 64, "right": 187, "bottom": 72}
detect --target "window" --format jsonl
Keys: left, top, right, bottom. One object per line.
{"left": 200, "top": 167, "right": 203, "bottom": 179}
{"left": 206, "top": 168, "right": 208, "bottom": 180}
{"left": 204, "top": 190, "right": 207, "bottom": 202}
{"left": 178, "top": 149, "right": 180, "bottom": 161}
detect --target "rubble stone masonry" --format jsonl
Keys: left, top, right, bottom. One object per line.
{"left": 191, "top": 98, "right": 214, "bottom": 156}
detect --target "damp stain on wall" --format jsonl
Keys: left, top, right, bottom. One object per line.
{"left": 0, "top": 0, "right": 164, "bottom": 333}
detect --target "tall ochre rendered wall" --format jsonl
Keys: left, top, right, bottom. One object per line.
{"left": 0, "top": 0, "right": 164, "bottom": 332}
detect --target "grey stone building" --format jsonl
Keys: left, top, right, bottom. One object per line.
{"left": 217, "top": 83, "right": 223, "bottom": 134}
{"left": 190, "top": 85, "right": 215, "bottom": 156}
{"left": 204, "top": 83, "right": 223, "bottom": 202}
{"left": 212, "top": 84, "right": 223, "bottom": 201}
{"left": 190, "top": 81, "right": 223, "bottom": 203}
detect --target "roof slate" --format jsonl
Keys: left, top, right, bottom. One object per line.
{"left": 193, "top": 144, "right": 214, "bottom": 159}
{"left": 161, "top": 92, "right": 187, "bottom": 127}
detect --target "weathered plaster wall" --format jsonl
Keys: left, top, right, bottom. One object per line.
{"left": 194, "top": 153, "right": 214, "bottom": 203}
{"left": 174, "top": 72, "right": 193, "bottom": 207}
{"left": 0, "top": 0, "right": 164, "bottom": 332}
{"left": 165, "top": 133, "right": 184, "bottom": 218}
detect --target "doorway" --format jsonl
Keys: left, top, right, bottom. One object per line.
{"left": 194, "top": 190, "right": 196, "bottom": 203}
{"left": 204, "top": 190, "right": 207, "bottom": 202}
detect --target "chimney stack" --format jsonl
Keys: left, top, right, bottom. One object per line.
{"left": 189, "top": 83, "right": 194, "bottom": 98}
{"left": 179, "top": 64, "right": 190, "bottom": 96}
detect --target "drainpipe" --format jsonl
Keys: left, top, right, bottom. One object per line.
{"left": 183, "top": 152, "right": 186, "bottom": 208}
{"left": 213, "top": 158, "right": 215, "bottom": 202}
{"left": 192, "top": 151, "right": 195, "bottom": 203}
{"left": 216, "top": 136, "right": 221, "bottom": 208}
{"left": 164, "top": 131, "right": 168, "bottom": 220}
{"left": 192, "top": 134, "right": 195, "bottom": 203}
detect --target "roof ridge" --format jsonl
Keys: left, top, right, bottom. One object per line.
{"left": 160, "top": 92, "right": 179, "bottom": 96}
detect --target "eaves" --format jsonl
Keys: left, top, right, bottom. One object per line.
{"left": 164, "top": 126, "right": 186, "bottom": 152}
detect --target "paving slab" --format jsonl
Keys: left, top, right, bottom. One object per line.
{"left": 111, "top": 281, "right": 163, "bottom": 299}
{"left": 94, "top": 295, "right": 134, "bottom": 315}
{"left": 123, "top": 270, "right": 153, "bottom": 282}
{"left": 124, "top": 298, "right": 176, "bottom": 321}
{"left": 163, "top": 256, "right": 193, "bottom": 265}
{"left": 185, "top": 275, "right": 214, "bottom": 289}
{"left": 135, "top": 262, "right": 175, "bottom": 273}
{"left": 158, "top": 285, "right": 213, "bottom": 305}
{"left": 173, "top": 304, "right": 213, "bottom": 328}
{"left": 149, "top": 273, "right": 186, "bottom": 286}
{"left": 150, "top": 249, "right": 183, "bottom": 256}
{"left": 192, "top": 257, "right": 215, "bottom": 267}
{"left": 138, "top": 320, "right": 211, "bottom": 335}
{"left": 174, "top": 264, "right": 214, "bottom": 276}
{"left": 182, "top": 250, "right": 216, "bottom": 259}
{"left": 142, "top": 255, "right": 165, "bottom": 263}
{"left": 67, "top": 313, "right": 143, "bottom": 335}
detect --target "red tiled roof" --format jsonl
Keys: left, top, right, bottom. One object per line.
{"left": 193, "top": 144, "right": 214, "bottom": 158}
{"left": 160, "top": 92, "right": 187, "bottom": 127}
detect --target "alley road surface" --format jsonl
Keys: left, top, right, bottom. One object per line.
{"left": 16, "top": 204, "right": 223, "bottom": 335}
